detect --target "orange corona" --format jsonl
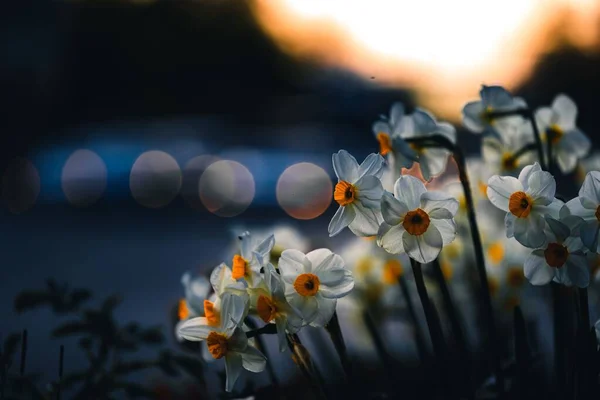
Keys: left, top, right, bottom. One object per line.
{"left": 508, "top": 191, "right": 532, "bottom": 218}
{"left": 402, "top": 208, "right": 430, "bottom": 235}
{"left": 294, "top": 273, "right": 320, "bottom": 296}
{"left": 334, "top": 181, "right": 356, "bottom": 206}
{"left": 206, "top": 332, "right": 228, "bottom": 359}
{"left": 377, "top": 132, "right": 393, "bottom": 155}
{"left": 544, "top": 243, "right": 569, "bottom": 268}
{"left": 256, "top": 295, "right": 278, "bottom": 323}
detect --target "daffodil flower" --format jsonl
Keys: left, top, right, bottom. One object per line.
{"left": 462, "top": 85, "right": 527, "bottom": 134}
{"left": 377, "top": 175, "right": 459, "bottom": 263}
{"left": 230, "top": 231, "right": 275, "bottom": 287}
{"left": 279, "top": 248, "right": 354, "bottom": 327}
{"left": 248, "top": 262, "right": 303, "bottom": 352}
{"left": 177, "top": 292, "right": 266, "bottom": 392}
{"left": 487, "top": 162, "right": 563, "bottom": 248}
{"left": 174, "top": 272, "right": 212, "bottom": 342}
{"left": 524, "top": 216, "right": 588, "bottom": 287}
{"left": 564, "top": 171, "right": 600, "bottom": 252}
{"left": 328, "top": 150, "right": 385, "bottom": 237}
{"left": 535, "top": 94, "right": 591, "bottom": 173}
{"left": 372, "top": 102, "right": 419, "bottom": 171}
{"left": 481, "top": 126, "right": 535, "bottom": 176}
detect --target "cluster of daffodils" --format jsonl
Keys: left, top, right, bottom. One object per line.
{"left": 176, "top": 230, "right": 354, "bottom": 392}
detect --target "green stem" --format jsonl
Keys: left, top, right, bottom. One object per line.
{"left": 245, "top": 323, "right": 278, "bottom": 338}
{"left": 325, "top": 311, "right": 353, "bottom": 381}
{"left": 405, "top": 135, "right": 505, "bottom": 394}
{"left": 286, "top": 334, "right": 328, "bottom": 400}
{"left": 397, "top": 274, "right": 429, "bottom": 361}
{"left": 362, "top": 309, "right": 395, "bottom": 384}
{"left": 553, "top": 283, "right": 565, "bottom": 397}
{"left": 578, "top": 288, "right": 589, "bottom": 331}
{"left": 244, "top": 319, "right": 279, "bottom": 388}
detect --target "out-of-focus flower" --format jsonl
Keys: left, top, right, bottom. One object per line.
{"left": 377, "top": 175, "right": 458, "bottom": 263}
{"left": 177, "top": 293, "right": 266, "bottom": 392}
{"left": 248, "top": 263, "right": 303, "bottom": 352}
{"left": 535, "top": 94, "right": 591, "bottom": 173}
{"left": 372, "top": 102, "right": 416, "bottom": 170}
{"left": 231, "top": 232, "right": 274, "bottom": 287}
{"left": 481, "top": 126, "right": 536, "bottom": 177}
{"left": 524, "top": 216, "right": 588, "bottom": 287}
{"left": 462, "top": 85, "right": 527, "bottom": 135}
{"left": 230, "top": 225, "right": 311, "bottom": 265}
{"left": 329, "top": 150, "right": 385, "bottom": 237}
{"left": 487, "top": 162, "right": 562, "bottom": 248}
{"left": 279, "top": 248, "right": 354, "bottom": 327}
{"left": 179, "top": 271, "right": 211, "bottom": 319}
{"left": 564, "top": 171, "right": 600, "bottom": 253}
{"left": 576, "top": 152, "right": 600, "bottom": 184}
{"left": 486, "top": 238, "right": 530, "bottom": 313}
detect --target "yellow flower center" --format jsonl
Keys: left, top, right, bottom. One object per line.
{"left": 294, "top": 273, "right": 320, "bottom": 296}
{"left": 256, "top": 295, "right": 278, "bottom": 323}
{"left": 501, "top": 153, "right": 517, "bottom": 171}
{"left": 356, "top": 257, "right": 374, "bottom": 276}
{"left": 178, "top": 299, "right": 189, "bottom": 320}
{"left": 204, "top": 300, "right": 220, "bottom": 326}
{"left": 487, "top": 241, "right": 504, "bottom": 264}
{"left": 270, "top": 245, "right": 284, "bottom": 263}
{"left": 508, "top": 191, "right": 533, "bottom": 218}
{"left": 478, "top": 181, "right": 488, "bottom": 198}
{"left": 440, "top": 260, "right": 453, "bottom": 280}
{"left": 548, "top": 124, "right": 564, "bottom": 145}
{"left": 382, "top": 259, "right": 403, "bottom": 285}
{"left": 334, "top": 180, "right": 356, "bottom": 206}
{"left": 377, "top": 132, "right": 393, "bottom": 156}
{"left": 506, "top": 268, "right": 525, "bottom": 288}
{"left": 544, "top": 243, "right": 569, "bottom": 268}
{"left": 232, "top": 254, "right": 250, "bottom": 280}
{"left": 206, "top": 331, "right": 229, "bottom": 359}
{"left": 481, "top": 106, "right": 495, "bottom": 125}
{"left": 402, "top": 208, "right": 430, "bottom": 236}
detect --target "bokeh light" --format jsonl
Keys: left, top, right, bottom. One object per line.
{"left": 181, "top": 155, "right": 220, "bottom": 210}
{"left": 199, "top": 160, "right": 255, "bottom": 217}
{"left": 1, "top": 158, "right": 41, "bottom": 214}
{"left": 61, "top": 149, "right": 107, "bottom": 207}
{"left": 276, "top": 162, "right": 332, "bottom": 219}
{"left": 129, "top": 151, "right": 182, "bottom": 208}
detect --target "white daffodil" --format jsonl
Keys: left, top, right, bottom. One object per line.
{"left": 523, "top": 216, "right": 588, "bottom": 287}
{"left": 535, "top": 94, "right": 591, "bottom": 173}
{"left": 487, "top": 162, "right": 563, "bottom": 248}
{"left": 481, "top": 126, "right": 536, "bottom": 177}
{"left": 372, "top": 102, "right": 417, "bottom": 170}
{"left": 178, "top": 271, "right": 211, "bottom": 320}
{"left": 377, "top": 175, "right": 458, "bottom": 263}
{"left": 230, "top": 225, "right": 311, "bottom": 265}
{"left": 576, "top": 151, "right": 600, "bottom": 184}
{"left": 564, "top": 171, "right": 600, "bottom": 253}
{"left": 462, "top": 85, "right": 527, "bottom": 134}
{"left": 230, "top": 231, "right": 274, "bottom": 287}
{"left": 248, "top": 262, "right": 303, "bottom": 352}
{"left": 279, "top": 248, "right": 354, "bottom": 327}
{"left": 329, "top": 150, "right": 385, "bottom": 237}
{"left": 177, "top": 292, "right": 266, "bottom": 392}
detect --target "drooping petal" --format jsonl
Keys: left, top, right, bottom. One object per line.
{"left": 430, "top": 219, "right": 457, "bottom": 245}
{"left": 225, "top": 353, "right": 243, "bottom": 392}
{"left": 487, "top": 175, "right": 523, "bottom": 212}
{"left": 403, "top": 225, "right": 443, "bottom": 263}
{"left": 565, "top": 253, "right": 590, "bottom": 288}
{"left": 381, "top": 192, "right": 409, "bottom": 225}
{"left": 348, "top": 202, "right": 383, "bottom": 237}
{"left": 421, "top": 191, "right": 459, "bottom": 218}
{"left": 355, "top": 175, "right": 384, "bottom": 209}
{"left": 332, "top": 150, "right": 359, "bottom": 183}
{"left": 358, "top": 153, "right": 386, "bottom": 180}
{"left": 394, "top": 175, "right": 427, "bottom": 210}
{"left": 328, "top": 206, "right": 356, "bottom": 237}
{"left": 462, "top": 101, "right": 486, "bottom": 133}
{"left": 553, "top": 94, "right": 577, "bottom": 131}
{"left": 279, "top": 249, "right": 310, "bottom": 283}
{"left": 377, "top": 223, "right": 407, "bottom": 254}
{"left": 524, "top": 250, "right": 555, "bottom": 285}
{"left": 241, "top": 345, "right": 267, "bottom": 373}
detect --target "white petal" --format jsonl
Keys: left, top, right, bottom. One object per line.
{"left": 561, "top": 129, "right": 591, "bottom": 159}
{"left": 565, "top": 197, "right": 596, "bottom": 219}
{"left": 487, "top": 175, "right": 523, "bottom": 212}
{"left": 431, "top": 219, "right": 457, "bottom": 246}
{"left": 435, "top": 122, "right": 457, "bottom": 143}
{"left": 377, "top": 223, "right": 407, "bottom": 254}
{"left": 225, "top": 353, "right": 243, "bottom": 392}
{"left": 419, "top": 158, "right": 432, "bottom": 182}
{"left": 421, "top": 148, "right": 450, "bottom": 178}
{"left": 254, "top": 234, "right": 275, "bottom": 263}
{"left": 306, "top": 248, "right": 336, "bottom": 271}
{"left": 580, "top": 220, "right": 600, "bottom": 253}
{"left": 241, "top": 345, "right": 267, "bottom": 373}
{"left": 358, "top": 153, "right": 386, "bottom": 179}
{"left": 524, "top": 250, "right": 554, "bottom": 285}
{"left": 403, "top": 226, "right": 443, "bottom": 263}
{"left": 565, "top": 253, "right": 590, "bottom": 288}
{"left": 421, "top": 191, "right": 459, "bottom": 218}
{"left": 287, "top": 294, "right": 319, "bottom": 323}
{"left": 373, "top": 120, "right": 391, "bottom": 136}
{"left": 553, "top": 94, "right": 577, "bottom": 130}
{"left": 481, "top": 85, "right": 514, "bottom": 108}
{"left": 279, "top": 249, "right": 310, "bottom": 284}
{"left": 462, "top": 101, "right": 486, "bottom": 133}
{"left": 319, "top": 270, "right": 354, "bottom": 299}
{"left": 394, "top": 175, "right": 427, "bottom": 210}
{"left": 544, "top": 216, "right": 570, "bottom": 242}
{"left": 389, "top": 102, "right": 405, "bottom": 126}
{"left": 526, "top": 171, "right": 556, "bottom": 205}
{"left": 505, "top": 213, "right": 516, "bottom": 238}
{"left": 555, "top": 148, "right": 579, "bottom": 174}
{"left": 348, "top": 203, "right": 383, "bottom": 237}
{"left": 177, "top": 317, "right": 213, "bottom": 341}
{"left": 355, "top": 175, "right": 384, "bottom": 209}
{"left": 381, "top": 192, "right": 409, "bottom": 225}
{"left": 579, "top": 171, "right": 600, "bottom": 204}
{"left": 275, "top": 317, "right": 288, "bottom": 352}
{"left": 332, "top": 150, "right": 359, "bottom": 183}
{"left": 518, "top": 162, "right": 542, "bottom": 190}
{"left": 328, "top": 206, "right": 356, "bottom": 237}
{"left": 535, "top": 107, "right": 557, "bottom": 129}
{"left": 310, "top": 296, "right": 337, "bottom": 327}
{"left": 482, "top": 136, "right": 503, "bottom": 164}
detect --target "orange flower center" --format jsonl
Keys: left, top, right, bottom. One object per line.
{"left": 232, "top": 254, "right": 250, "bottom": 280}
{"left": 334, "top": 181, "right": 356, "bottom": 206}
{"left": 440, "top": 260, "right": 453, "bottom": 280}
{"left": 596, "top": 205, "right": 600, "bottom": 221}
{"left": 294, "top": 273, "right": 320, "bottom": 296}
{"left": 478, "top": 181, "right": 488, "bottom": 198}
{"left": 402, "top": 208, "right": 430, "bottom": 236}
{"left": 178, "top": 299, "right": 189, "bottom": 320}
{"left": 548, "top": 124, "right": 564, "bottom": 145}
{"left": 506, "top": 268, "right": 525, "bottom": 288}
{"left": 206, "top": 332, "right": 228, "bottom": 359}
{"left": 544, "top": 243, "right": 569, "bottom": 268}
{"left": 382, "top": 259, "right": 403, "bottom": 285}
{"left": 487, "top": 242, "right": 504, "bottom": 264}
{"left": 204, "top": 300, "right": 220, "bottom": 326}
{"left": 377, "top": 132, "right": 393, "bottom": 156}
{"left": 256, "top": 295, "right": 278, "bottom": 323}
{"left": 508, "top": 191, "right": 532, "bottom": 218}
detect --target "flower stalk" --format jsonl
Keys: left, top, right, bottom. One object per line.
{"left": 325, "top": 311, "right": 353, "bottom": 381}
{"left": 286, "top": 333, "right": 328, "bottom": 400}
{"left": 397, "top": 274, "right": 429, "bottom": 361}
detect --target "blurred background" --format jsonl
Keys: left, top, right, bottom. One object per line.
{"left": 1, "top": 0, "right": 600, "bottom": 398}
